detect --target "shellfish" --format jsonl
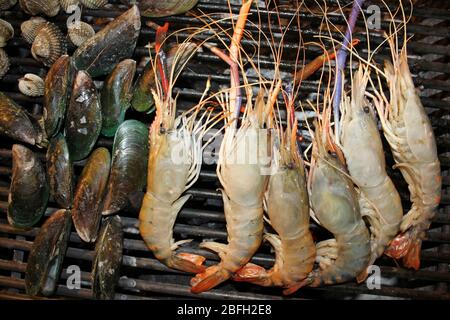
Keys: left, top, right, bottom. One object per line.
{"left": 21, "top": 17, "right": 47, "bottom": 44}
{"left": 73, "top": 5, "right": 141, "bottom": 77}
{"left": 80, "top": 0, "right": 107, "bottom": 9}
{"left": 60, "top": 0, "right": 79, "bottom": 13}
{"left": 102, "top": 120, "right": 148, "bottom": 216}
{"left": 25, "top": 209, "right": 72, "bottom": 296}
{"left": 8, "top": 144, "right": 49, "bottom": 228}
{"left": 137, "top": 0, "right": 198, "bottom": 18}
{"left": 19, "top": 0, "right": 60, "bottom": 17}
{"left": 64, "top": 70, "right": 102, "bottom": 161}
{"left": 18, "top": 73, "right": 45, "bottom": 97}
{"left": 67, "top": 21, "right": 95, "bottom": 47}
{"left": 31, "top": 22, "right": 67, "bottom": 67}
{"left": 72, "top": 147, "right": 111, "bottom": 242}
{"left": 0, "top": 48, "right": 9, "bottom": 79}
{"left": 0, "top": 19, "right": 14, "bottom": 47}
{"left": 100, "top": 59, "right": 136, "bottom": 137}
{"left": 0, "top": 0, "right": 17, "bottom": 10}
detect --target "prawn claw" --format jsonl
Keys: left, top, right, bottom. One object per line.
{"left": 170, "top": 254, "right": 206, "bottom": 274}
{"left": 190, "top": 265, "right": 231, "bottom": 293}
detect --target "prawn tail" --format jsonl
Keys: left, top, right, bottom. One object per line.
{"left": 190, "top": 265, "right": 232, "bottom": 293}
{"left": 232, "top": 263, "right": 272, "bottom": 287}
{"left": 402, "top": 238, "right": 422, "bottom": 271}
{"left": 384, "top": 231, "right": 413, "bottom": 260}
{"left": 169, "top": 253, "right": 206, "bottom": 274}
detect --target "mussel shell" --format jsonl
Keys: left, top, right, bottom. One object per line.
{"left": 72, "top": 147, "right": 110, "bottom": 242}
{"left": 31, "top": 22, "right": 67, "bottom": 67}
{"left": 73, "top": 5, "right": 141, "bottom": 77}
{"left": 0, "top": 0, "right": 17, "bottom": 10}
{"left": 46, "top": 134, "right": 73, "bottom": 209}
{"left": 44, "top": 55, "right": 74, "bottom": 138}
{"left": 102, "top": 120, "right": 148, "bottom": 216}
{"left": 0, "top": 91, "right": 40, "bottom": 145}
{"left": 101, "top": 59, "right": 136, "bottom": 137}
{"left": 8, "top": 144, "right": 49, "bottom": 228}
{"left": 0, "top": 19, "right": 14, "bottom": 47}
{"left": 68, "top": 21, "right": 95, "bottom": 47}
{"left": 60, "top": 0, "right": 79, "bottom": 13}
{"left": 92, "top": 215, "right": 123, "bottom": 300}
{"left": 0, "top": 48, "right": 9, "bottom": 79}
{"left": 80, "top": 0, "right": 107, "bottom": 9}
{"left": 25, "top": 209, "right": 71, "bottom": 296}
{"left": 21, "top": 17, "right": 47, "bottom": 44}
{"left": 138, "top": 0, "right": 198, "bottom": 18}
{"left": 19, "top": 0, "right": 60, "bottom": 17}
{"left": 18, "top": 73, "right": 45, "bottom": 97}
{"left": 64, "top": 70, "right": 102, "bottom": 161}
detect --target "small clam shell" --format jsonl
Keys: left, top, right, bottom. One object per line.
{"left": 0, "top": 19, "right": 13, "bottom": 47}
{"left": 18, "top": 73, "right": 45, "bottom": 97}
{"left": 0, "top": 0, "right": 18, "bottom": 10}
{"left": 19, "top": 0, "right": 60, "bottom": 17}
{"left": 31, "top": 22, "right": 67, "bottom": 67}
{"left": 0, "top": 48, "right": 9, "bottom": 79}
{"left": 60, "top": 0, "right": 79, "bottom": 13}
{"left": 80, "top": 0, "right": 107, "bottom": 9}
{"left": 68, "top": 21, "right": 95, "bottom": 47}
{"left": 21, "top": 17, "right": 47, "bottom": 44}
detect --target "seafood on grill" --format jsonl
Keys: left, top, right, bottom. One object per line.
{"left": 21, "top": 17, "right": 47, "bottom": 44}
{"left": 102, "top": 120, "right": 148, "bottom": 216}
{"left": 46, "top": 134, "right": 73, "bottom": 209}
{"left": 373, "top": 34, "right": 441, "bottom": 270}
{"left": 0, "top": 18, "right": 13, "bottom": 47}
{"left": 60, "top": 0, "right": 79, "bottom": 13}
{"left": 0, "top": 0, "right": 17, "bottom": 10}
{"left": 67, "top": 21, "right": 95, "bottom": 47}
{"left": 18, "top": 73, "right": 45, "bottom": 97}
{"left": 73, "top": 5, "right": 141, "bottom": 77}
{"left": 31, "top": 22, "right": 67, "bottom": 67}
{"left": 25, "top": 209, "right": 72, "bottom": 296}
{"left": 80, "top": 0, "right": 107, "bottom": 9}
{"left": 72, "top": 147, "right": 111, "bottom": 242}
{"left": 64, "top": 70, "right": 102, "bottom": 161}
{"left": 0, "top": 91, "right": 44, "bottom": 146}
{"left": 92, "top": 215, "right": 123, "bottom": 300}
{"left": 0, "top": 48, "right": 9, "bottom": 79}
{"left": 8, "top": 144, "right": 49, "bottom": 228}
{"left": 44, "top": 54, "right": 74, "bottom": 138}
{"left": 340, "top": 65, "right": 403, "bottom": 269}
{"left": 19, "top": 0, "right": 60, "bottom": 17}
{"left": 101, "top": 59, "right": 136, "bottom": 137}
{"left": 136, "top": 0, "right": 198, "bottom": 18}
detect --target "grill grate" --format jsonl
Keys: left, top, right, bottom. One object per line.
{"left": 0, "top": 0, "right": 449, "bottom": 300}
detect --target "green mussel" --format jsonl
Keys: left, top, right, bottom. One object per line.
{"left": 101, "top": 59, "right": 136, "bottom": 137}
{"left": 73, "top": 5, "right": 141, "bottom": 77}
{"left": 102, "top": 120, "right": 148, "bottom": 216}
{"left": 64, "top": 70, "right": 102, "bottom": 161}
{"left": 46, "top": 134, "right": 73, "bottom": 209}
{"left": 137, "top": 0, "right": 198, "bottom": 18}
{"left": 92, "top": 215, "right": 123, "bottom": 300}
{"left": 8, "top": 144, "right": 49, "bottom": 228}
{"left": 25, "top": 209, "right": 72, "bottom": 296}
{"left": 72, "top": 147, "right": 110, "bottom": 243}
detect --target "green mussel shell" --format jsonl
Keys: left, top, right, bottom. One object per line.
{"left": 138, "top": 0, "right": 198, "bottom": 18}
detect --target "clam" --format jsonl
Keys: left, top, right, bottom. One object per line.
{"left": 44, "top": 55, "right": 74, "bottom": 138}
{"left": 46, "top": 134, "right": 73, "bottom": 209}
{"left": 0, "top": 19, "right": 13, "bottom": 47}
{"left": 60, "top": 0, "right": 79, "bottom": 13}
{"left": 0, "top": 48, "right": 9, "bottom": 79}
{"left": 19, "top": 0, "right": 60, "bottom": 17}
{"left": 101, "top": 59, "right": 136, "bottom": 137}
{"left": 0, "top": 0, "right": 17, "bottom": 10}
{"left": 137, "top": 0, "right": 198, "bottom": 18}
{"left": 18, "top": 73, "right": 45, "bottom": 97}
{"left": 31, "top": 22, "right": 67, "bottom": 67}
{"left": 102, "top": 120, "right": 148, "bottom": 216}
{"left": 0, "top": 91, "right": 41, "bottom": 145}
{"left": 21, "top": 17, "right": 47, "bottom": 44}
{"left": 73, "top": 5, "right": 141, "bottom": 77}
{"left": 8, "top": 144, "right": 49, "bottom": 228}
{"left": 68, "top": 21, "right": 95, "bottom": 47}
{"left": 64, "top": 70, "right": 102, "bottom": 161}
{"left": 72, "top": 147, "right": 110, "bottom": 243}
{"left": 92, "top": 216, "right": 123, "bottom": 300}
{"left": 80, "top": 0, "right": 107, "bottom": 9}
{"left": 25, "top": 209, "right": 71, "bottom": 296}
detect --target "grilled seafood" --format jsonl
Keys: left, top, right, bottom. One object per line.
{"left": 18, "top": 73, "right": 44, "bottom": 97}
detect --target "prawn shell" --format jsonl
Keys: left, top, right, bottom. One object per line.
{"left": 73, "top": 5, "right": 140, "bottom": 77}
{"left": 0, "top": 91, "right": 39, "bottom": 145}
{"left": 100, "top": 59, "right": 136, "bottom": 137}
{"left": 31, "top": 22, "right": 67, "bottom": 67}
{"left": 18, "top": 73, "right": 44, "bottom": 97}
{"left": 102, "top": 120, "right": 148, "bottom": 216}
{"left": 64, "top": 70, "right": 102, "bottom": 161}
{"left": 72, "top": 147, "right": 110, "bottom": 243}
{"left": 44, "top": 55, "right": 75, "bottom": 138}
{"left": 19, "top": 0, "right": 60, "bottom": 17}
{"left": 21, "top": 17, "right": 47, "bottom": 44}
{"left": 67, "top": 21, "right": 95, "bottom": 47}
{"left": 80, "top": 0, "right": 107, "bottom": 9}
{"left": 8, "top": 144, "right": 49, "bottom": 228}
{"left": 92, "top": 215, "right": 123, "bottom": 300}
{"left": 0, "top": 48, "right": 10, "bottom": 79}
{"left": 46, "top": 134, "right": 73, "bottom": 209}
{"left": 0, "top": 19, "right": 14, "bottom": 47}
{"left": 0, "top": 0, "right": 17, "bottom": 10}
{"left": 137, "top": 0, "right": 198, "bottom": 18}
{"left": 25, "top": 209, "right": 72, "bottom": 296}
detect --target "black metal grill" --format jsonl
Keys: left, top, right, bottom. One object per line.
{"left": 0, "top": 0, "right": 449, "bottom": 300}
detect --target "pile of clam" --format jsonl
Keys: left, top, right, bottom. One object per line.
{"left": 0, "top": 1, "right": 200, "bottom": 299}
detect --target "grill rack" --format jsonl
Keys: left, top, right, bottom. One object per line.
{"left": 0, "top": 0, "right": 449, "bottom": 300}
